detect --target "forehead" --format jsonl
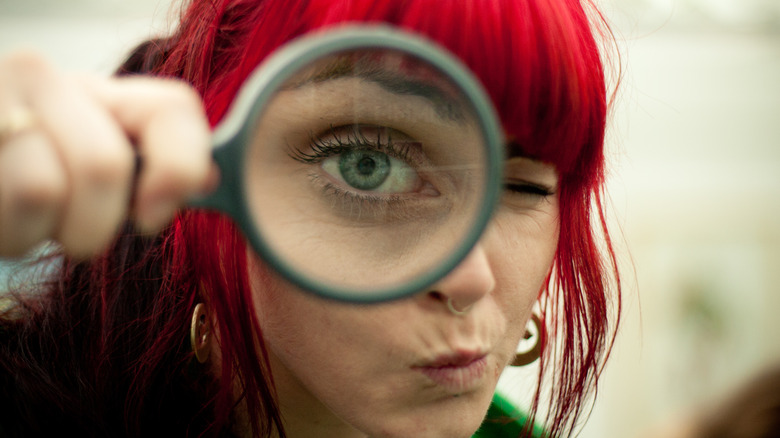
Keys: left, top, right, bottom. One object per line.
{"left": 284, "top": 51, "right": 468, "bottom": 121}
{"left": 294, "top": 51, "right": 454, "bottom": 86}
{"left": 282, "top": 51, "right": 553, "bottom": 162}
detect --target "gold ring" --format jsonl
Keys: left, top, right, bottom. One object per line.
{"left": 0, "top": 107, "right": 37, "bottom": 144}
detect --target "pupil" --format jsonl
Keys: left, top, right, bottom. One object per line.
{"left": 357, "top": 156, "right": 377, "bottom": 175}
{"left": 339, "top": 149, "right": 391, "bottom": 190}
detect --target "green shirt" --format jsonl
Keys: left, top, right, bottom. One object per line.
{"left": 473, "top": 393, "right": 546, "bottom": 438}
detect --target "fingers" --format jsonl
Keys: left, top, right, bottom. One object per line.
{"left": 28, "top": 60, "right": 136, "bottom": 257}
{"left": 0, "top": 51, "right": 130, "bottom": 258}
{"left": 0, "top": 51, "right": 213, "bottom": 258}
{"left": 83, "top": 76, "right": 212, "bottom": 232}
{"left": 0, "top": 128, "right": 66, "bottom": 256}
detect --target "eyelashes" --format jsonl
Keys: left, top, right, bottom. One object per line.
{"left": 286, "top": 124, "right": 432, "bottom": 223}
{"left": 291, "top": 124, "right": 424, "bottom": 195}
{"left": 504, "top": 181, "right": 556, "bottom": 197}
{"left": 501, "top": 180, "right": 557, "bottom": 212}
{"left": 289, "top": 124, "right": 413, "bottom": 166}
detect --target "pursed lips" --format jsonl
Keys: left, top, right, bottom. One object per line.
{"left": 411, "top": 350, "right": 491, "bottom": 393}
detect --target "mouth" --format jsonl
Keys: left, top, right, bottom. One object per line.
{"left": 413, "top": 351, "right": 489, "bottom": 394}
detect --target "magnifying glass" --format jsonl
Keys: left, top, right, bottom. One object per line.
{"left": 191, "top": 26, "right": 503, "bottom": 302}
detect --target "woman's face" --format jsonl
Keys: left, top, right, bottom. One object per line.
{"left": 244, "top": 52, "right": 561, "bottom": 438}
{"left": 248, "top": 172, "right": 559, "bottom": 438}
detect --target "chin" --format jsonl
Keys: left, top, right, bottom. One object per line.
{"left": 352, "top": 392, "right": 491, "bottom": 438}
{"left": 363, "top": 422, "right": 481, "bottom": 438}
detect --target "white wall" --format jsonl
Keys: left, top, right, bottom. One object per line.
{"left": 0, "top": 0, "right": 176, "bottom": 73}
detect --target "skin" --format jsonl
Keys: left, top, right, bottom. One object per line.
{"left": 246, "top": 155, "right": 560, "bottom": 438}
{"left": 0, "top": 52, "right": 213, "bottom": 258}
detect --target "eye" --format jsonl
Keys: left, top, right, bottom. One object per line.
{"left": 501, "top": 157, "right": 558, "bottom": 210}
{"left": 501, "top": 181, "right": 556, "bottom": 211}
{"left": 286, "top": 125, "right": 443, "bottom": 224}
{"left": 322, "top": 148, "right": 421, "bottom": 193}
{"left": 290, "top": 125, "right": 428, "bottom": 197}
{"left": 504, "top": 181, "right": 555, "bottom": 197}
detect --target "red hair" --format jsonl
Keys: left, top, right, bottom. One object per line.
{"left": 0, "top": 1, "right": 620, "bottom": 437}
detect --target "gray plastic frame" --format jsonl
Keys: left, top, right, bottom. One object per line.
{"left": 191, "top": 26, "right": 504, "bottom": 302}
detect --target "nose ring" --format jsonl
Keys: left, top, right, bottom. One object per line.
{"left": 446, "top": 298, "right": 473, "bottom": 316}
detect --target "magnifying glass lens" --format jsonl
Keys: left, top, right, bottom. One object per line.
{"left": 244, "top": 49, "right": 490, "bottom": 297}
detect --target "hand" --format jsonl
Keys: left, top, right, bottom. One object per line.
{"left": 0, "top": 51, "right": 213, "bottom": 258}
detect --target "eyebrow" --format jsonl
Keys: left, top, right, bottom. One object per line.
{"left": 505, "top": 137, "right": 547, "bottom": 161}
{"left": 289, "top": 61, "right": 467, "bottom": 122}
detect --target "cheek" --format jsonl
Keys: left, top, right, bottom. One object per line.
{"left": 246, "top": 251, "right": 388, "bottom": 379}
{"left": 247, "top": 255, "right": 323, "bottom": 349}
{"left": 246, "top": 254, "right": 286, "bottom": 329}
{"left": 246, "top": 253, "right": 327, "bottom": 370}
{"left": 486, "top": 205, "right": 559, "bottom": 339}
{"left": 490, "top": 206, "right": 560, "bottom": 290}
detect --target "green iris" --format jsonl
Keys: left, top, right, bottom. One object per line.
{"left": 339, "top": 149, "right": 391, "bottom": 190}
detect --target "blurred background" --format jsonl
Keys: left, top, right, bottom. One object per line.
{"left": 1, "top": 0, "right": 779, "bottom": 436}
{"left": 576, "top": 0, "right": 780, "bottom": 436}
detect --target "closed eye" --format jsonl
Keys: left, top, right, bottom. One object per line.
{"left": 504, "top": 181, "right": 555, "bottom": 197}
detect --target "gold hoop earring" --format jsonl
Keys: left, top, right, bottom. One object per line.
{"left": 511, "top": 314, "right": 542, "bottom": 367}
{"left": 190, "top": 303, "right": 211, "bottom": 364}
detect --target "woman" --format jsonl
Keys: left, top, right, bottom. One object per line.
{"left": 0, "top": 0, "right": 620, "bottom": 437}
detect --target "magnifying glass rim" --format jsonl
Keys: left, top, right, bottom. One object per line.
{"left": 202, "top": 25, "right": 504, "bottom": 303}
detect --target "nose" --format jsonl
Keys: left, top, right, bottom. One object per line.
{"left": 425, "top": 243, "right": 495, "bottom": 313}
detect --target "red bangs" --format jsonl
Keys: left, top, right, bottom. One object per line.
{"left": 384, "top": 0, "right": 609, "bottom": 178}
{"left": 205, "top": 0, "right": 608, "bottom": 180}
